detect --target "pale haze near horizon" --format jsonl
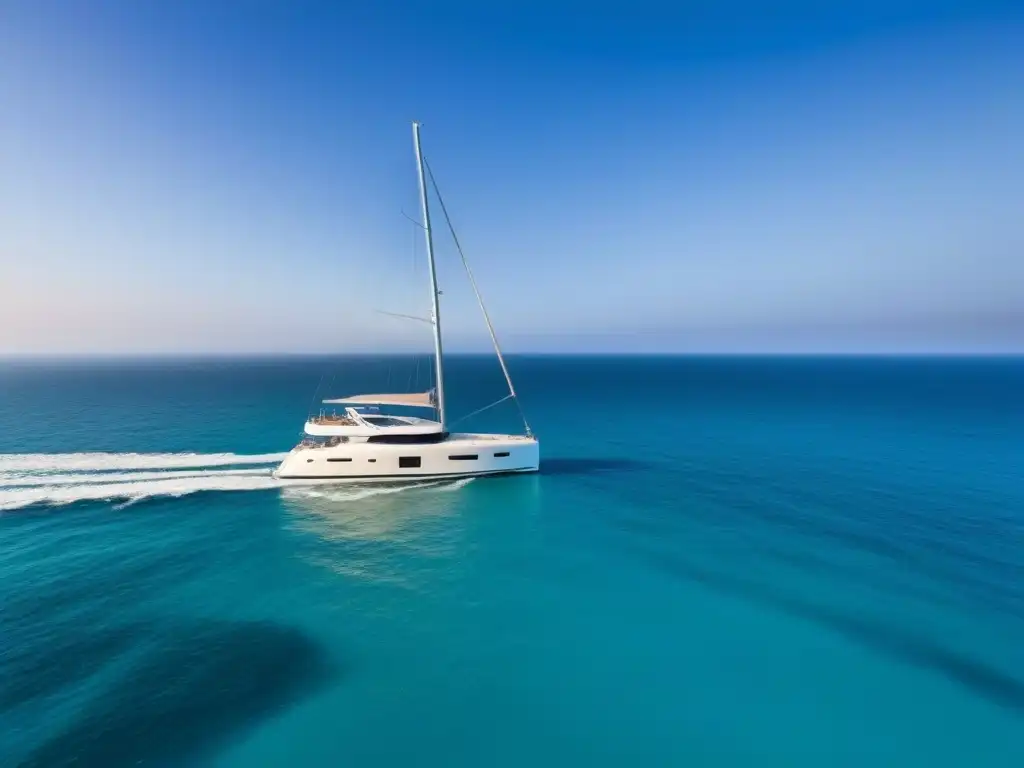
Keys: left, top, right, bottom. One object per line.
{"left": 1, "top": 2, "right": 1022, "bottom": 355}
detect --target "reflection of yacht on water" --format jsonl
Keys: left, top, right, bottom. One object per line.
{"left": 274, "top": 122, "right": 539, "bottom": 483}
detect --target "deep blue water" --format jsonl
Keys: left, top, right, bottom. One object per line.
{"left": 1, "top": 355, "right": 1023, "bottom": 766}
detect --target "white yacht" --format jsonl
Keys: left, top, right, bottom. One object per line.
{"left": 274, "top": 122, "right": 539, "bottom": 482}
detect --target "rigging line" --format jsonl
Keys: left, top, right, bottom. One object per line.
{"left": 307, "top": 373, "right": 326, "bottom": 417}
{"left": 424, "top": 158, "right": 533, "bottom": 437}
{"left": 401, "top": 209, "right": 425, "bottom": 229}
{"left": 449, "top": 394, "right": 514, "bottom": 428}
{"left": 374, "top": 309, "right": 433, "bottom": 324}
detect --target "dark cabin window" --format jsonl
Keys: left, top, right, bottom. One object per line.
{"left": 399, "top": 456, "right": 421, "bottom": 469}
{"left": 494, "top": 451, "right": 510, "bottom": 458}
{"left": 368, "top": 432, "right": 447, "bottom": 444}
{"left": 448, "top": 454, "right": 478, "bottom": 461}
{"left": 326, "top": 457, "right": 352, "bottom": 462}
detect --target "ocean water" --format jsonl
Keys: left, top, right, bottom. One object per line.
{"left": 1, "top": 355, "right": 1022, "bottom": 767}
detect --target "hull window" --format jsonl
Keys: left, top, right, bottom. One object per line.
{"left": 494, "top": 451, "right": 510, "bottom": 458}
{"left": 448, "top": 454, "right": 478, "bottom": 461}
{"left": 327, "top": 457, "right": 353, "bottom": 462}
{"left": 399, "top": 456, "right": 421, "bottom": 468}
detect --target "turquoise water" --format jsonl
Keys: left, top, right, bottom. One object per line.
{"left": 1, "top": 355, "right": 1022, "bottom": 766}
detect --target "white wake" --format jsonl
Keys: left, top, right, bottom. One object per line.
{"left": 0, "top": 451, "right": 285, "bottom": 511}
{"left": 283, "top": 475, "right": 474, "bottom": 504}
{"left": 0, "top": 473, "right": 284, "bottom": 511}
{"left": 0, "top": 452, "right": 287, "bottom": 473}
{"left": 0, "top": 452, "right": 474, "bottom": 512}
{"left": 0, "top": 467, "right": 273, "bottom": 488}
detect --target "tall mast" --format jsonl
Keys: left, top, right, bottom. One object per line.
{"left": 412, "top": 121, "right": 447, "bottom": 430}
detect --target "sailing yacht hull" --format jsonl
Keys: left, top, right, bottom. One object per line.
{"left": 273, "top": 434, "right": 539, "bottom": 482}
{"left": 277, "top": 124, "right": 535, "bottom": 481}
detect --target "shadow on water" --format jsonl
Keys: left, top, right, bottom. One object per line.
{"left": 730, "top": 491, "right": 1024, "bottom": 621}
{"left": 644, "top": 548, "right": 1024, "bottom": 714}
{"left": 3, "top": 548, "right": 197, "bottom": 629}
{"left": 540, "top": 457, "right": 654, "bottom": 476}
{"left": 17, "top": 618, "right": 336, "bottom": 767}
{"left": 1, "top": 624, "right": 142, "bottom": 712}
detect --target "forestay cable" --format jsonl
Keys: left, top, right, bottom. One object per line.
{"left": 448, "top": 394, "right": 514, "bottom": 429}
{"left": 424, "top": 159, "right": 533, "bottom": 437}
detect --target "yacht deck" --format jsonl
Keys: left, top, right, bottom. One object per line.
{"left": 309, "top": 414, "right": 358, "bottom": 426}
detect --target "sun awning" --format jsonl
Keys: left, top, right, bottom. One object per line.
{"left": 322, "top": 392, "right": 435, "bottom": 408}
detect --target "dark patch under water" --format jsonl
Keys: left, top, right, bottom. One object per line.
{"left": 15, "top": 619, "right": 334, "bottom": 768}
{"left": 1, "top": 624, "right": 141, "bottom": 713}
{"left": 643, "top": 548, "right": 1024, "bottom": 714}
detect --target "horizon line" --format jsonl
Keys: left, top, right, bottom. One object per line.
{"left": 2, "top": 350, "right": 1021, "bottom": 360}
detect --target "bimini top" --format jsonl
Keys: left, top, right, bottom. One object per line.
{"left": 322, "top": 392, "right": 435, "bottom": 409}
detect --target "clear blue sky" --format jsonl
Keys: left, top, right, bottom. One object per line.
{"left": 2, "top": 0, "right": 1021, "bottom": 353}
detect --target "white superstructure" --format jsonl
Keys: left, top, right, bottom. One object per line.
{"left": 274, "top": 123, "right": 539, "bottom": 482}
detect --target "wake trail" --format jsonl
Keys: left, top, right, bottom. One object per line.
{"left": 0, "top": 452, "right": 287, "bottom": 473}
{"left": 0, "top": 468, "right": 273, "bottom": 488}
{"left": 0, "top": 473, "right": 284, "bottom": 512}
{"left": 0, "top": 451, "right": 474, "bottom": 512}
{"left": 0, "top": 451, "right": 286, "bottom": 511}
{"left": 283, "top": 476, "right": 474, "bottom": 504}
